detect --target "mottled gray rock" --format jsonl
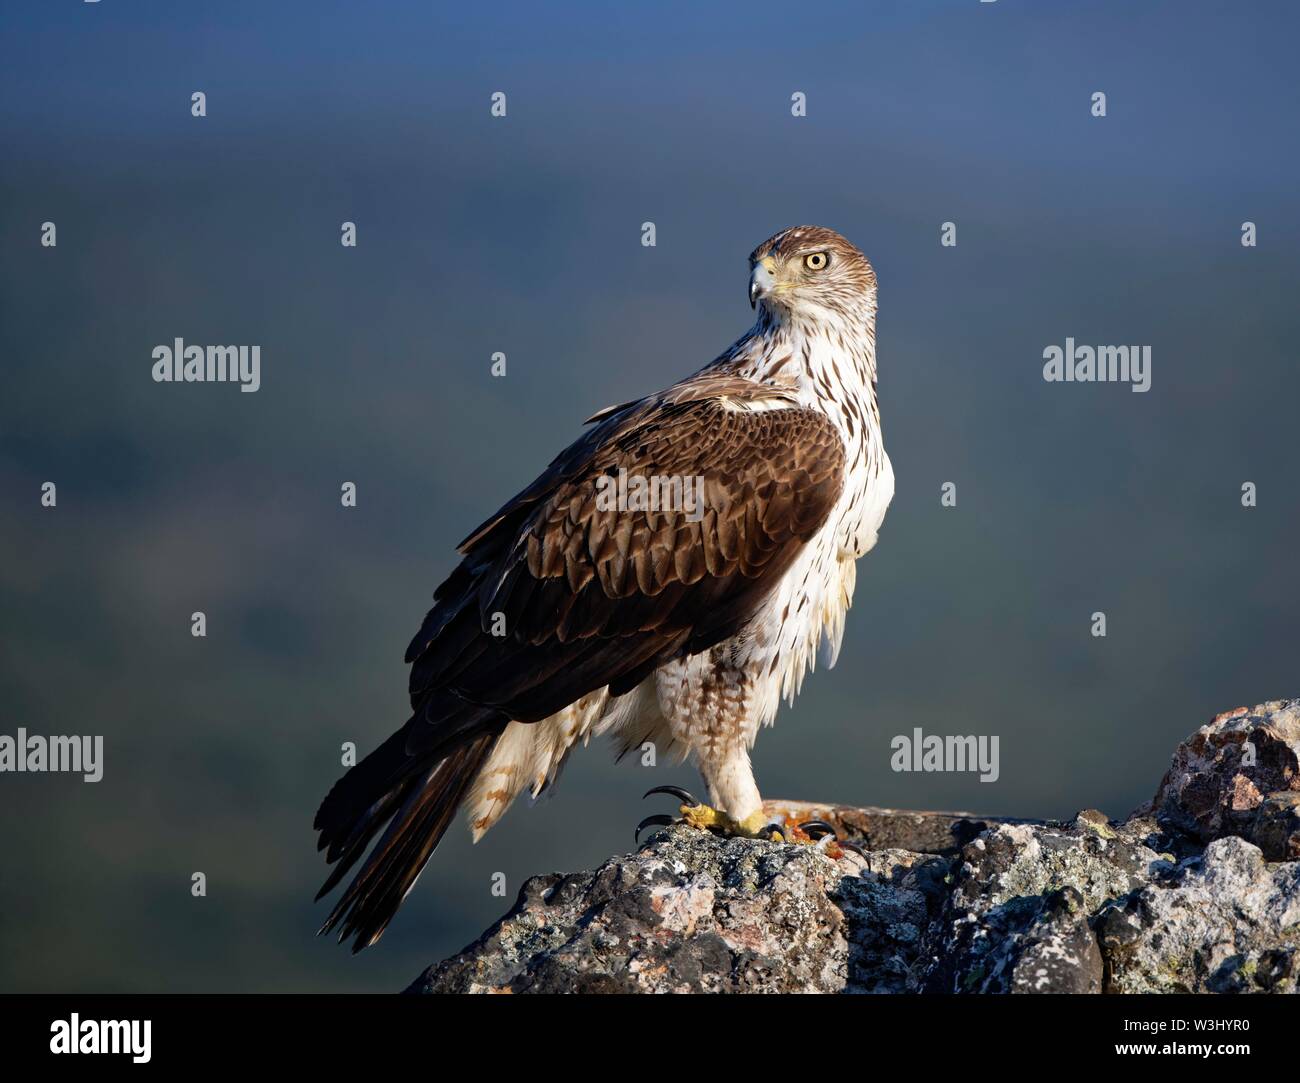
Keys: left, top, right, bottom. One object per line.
{"left": 916, "top": 812, "right": 1160, "bottom": 994}
{"left": 408, "top": 827, "right": 875, "bottom": 993}
{"left": 411, "top": 701, "right": 1300, "bottom": 995}
{"left": 1097, "top": 837, "right": 1300, "bottom": 993}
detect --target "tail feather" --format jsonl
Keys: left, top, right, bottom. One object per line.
{"left": 314, "top": 727, "right": 411, "bottom": 862}
{"left": 315, "top": 724, "right": 500, "bottom": 952}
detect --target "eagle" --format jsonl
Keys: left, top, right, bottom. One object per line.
{"left": 315, "top": 225, "right": 894, "bottom": 950}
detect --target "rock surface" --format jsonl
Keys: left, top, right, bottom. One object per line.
{"left": 409, "top": 700, "right": 1300, "bottom": 994}
{"left": 1153, "top": 700, "right": 1300, "bottom": 860}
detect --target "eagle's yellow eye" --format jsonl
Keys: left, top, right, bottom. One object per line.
{"left": 804, "top": 251, "right": 829, "bottom": 271}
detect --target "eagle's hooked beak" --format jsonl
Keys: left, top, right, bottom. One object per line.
{"left": 749, "top": 256, "right": 777, "bottom": 309}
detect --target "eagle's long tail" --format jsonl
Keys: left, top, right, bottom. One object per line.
{"left": 314, "top": 720, "right": 500, "bottom": 952}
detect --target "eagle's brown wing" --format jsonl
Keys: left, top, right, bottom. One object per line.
{"left": 403, "top": 380, "right": 846, "bottom": 742}
{"left": 316, "top": 377, "right": 845, "bottom": 950}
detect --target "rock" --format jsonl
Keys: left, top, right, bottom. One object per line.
{"left": 410, "top": 701, "right": 1300, "bottom": 995}
{"left": 1252, "top": 792, "right": 1300, "bottom": 862}
{"left": 916, "top": 815, "right": 1158, "bottom": 994}
{"left": 1097, "top": 837, "right": 1300, "bottom": 993}
{"left": 408, "top": 827, "right": 869, "bottom": 993}
{"left": 758, "top": 799, "right": 1042, "bottom": 854}
{"left": 1153, "top": 699, "right": 1300, "bottom": 850}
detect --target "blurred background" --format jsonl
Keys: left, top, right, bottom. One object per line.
{"left": 1, "top": 0, "right": 1297, "bottom": 992}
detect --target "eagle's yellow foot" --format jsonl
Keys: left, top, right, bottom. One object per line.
{"left": 683, "top": 804, "right": 780, "bottom": 839}
{"left": 637, "top": 788, "right": 868, "bottom": 856}
{"left": 637, "top": 787, "right": 785, "bottom": 842}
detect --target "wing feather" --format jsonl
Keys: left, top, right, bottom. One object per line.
{"left": 404, "top": 377, "right": 845, "bottom": 738}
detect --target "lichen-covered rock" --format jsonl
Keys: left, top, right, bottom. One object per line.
{"left": 1153, "top": 700, "right": 1300, "bottom": 849}
{"left": 829, "top": 846, "right": 950, "bottom": 992}
{"left": 410, "top": 701, "right": 1300, "bottom": 995}
{"left": 408, "top": 827, "right": 868, "bottom": 993}
{"left": 915, "top": 813, "right": 1158, "bottom": 993}
{"left": 1097, "top": 836, "right": 1300, "bottom": 993}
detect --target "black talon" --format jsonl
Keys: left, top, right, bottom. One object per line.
{"left": 635, "top": 813, "right": 675, "bottom": 843}
{"left": 757, "top": 820, "right": 788, "bottom": 842}
{"left": 798, "top": 819, "right": 838, "bottom": 840}
{"left": 838, "top": 840, "right": 868, "bottom": 859}
{"left": 642, "top": 785, "right": 700, "bottom": 807}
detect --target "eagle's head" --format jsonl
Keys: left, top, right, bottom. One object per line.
{"left": 748, "top": 225, "right": 877, "bottom": 323}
